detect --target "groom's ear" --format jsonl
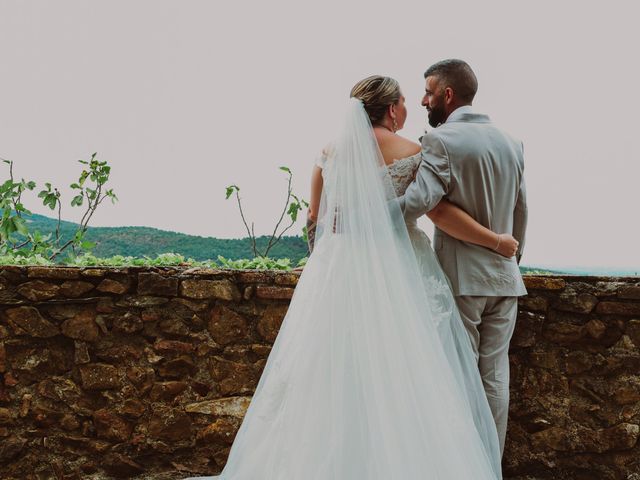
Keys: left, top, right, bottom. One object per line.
{"left": 444, "top": 86, "right": 455, "bottom": 105}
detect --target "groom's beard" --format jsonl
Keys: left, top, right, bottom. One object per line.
{"left": 427, "top": 107, "right": 446, "bottom": 128}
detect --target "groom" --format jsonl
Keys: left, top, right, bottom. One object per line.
{"left": 398, "top": 59, "right": 528, "bottom": 454}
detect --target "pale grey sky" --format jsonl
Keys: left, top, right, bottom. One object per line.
{"left": 1, "top": 0, "right": 638, "bottom": 269}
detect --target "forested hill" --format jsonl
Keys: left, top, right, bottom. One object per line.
{"left": 10, "top": 213, "right": 637, "bottom": 276}
{"left": 20, "top": 213, "right": 309, "bottom": 263}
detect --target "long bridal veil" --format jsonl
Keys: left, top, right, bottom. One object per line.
{"left": 193, "top": 99, "right": 501, "bottom": 479}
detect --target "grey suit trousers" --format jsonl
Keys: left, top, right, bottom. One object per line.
{"left": 455, "top": 295, "right": 518, "bottom": 456}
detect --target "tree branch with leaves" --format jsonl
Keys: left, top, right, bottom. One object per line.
{"left": 0, "top": 153, "right": 117, "bottom": 261}
{"left": 225, "top": 166, "right": 308, "bottom": 259}
{"left": 50, "top": 153, "right": 118, "bottom": 259}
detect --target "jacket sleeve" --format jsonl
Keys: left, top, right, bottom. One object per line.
{"left": 398, "top": 133, "right": 450, "bottom": 219}
{"left": 513, "top": 145, "right": 528, "bottom": 263}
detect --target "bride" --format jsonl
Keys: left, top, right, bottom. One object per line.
{"left": 186, "top": 76, "right": 519, "bottom": 480}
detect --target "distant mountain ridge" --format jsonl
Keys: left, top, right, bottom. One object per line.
{"left": 19, "top": 212, "right": 309, "bottom": 263}
{"left": 7, "top": 213, "right": 639, "bottom": 276}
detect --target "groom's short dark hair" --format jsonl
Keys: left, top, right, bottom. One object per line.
{"left": 424, "top": 59, "right": 478, "bottom": 104}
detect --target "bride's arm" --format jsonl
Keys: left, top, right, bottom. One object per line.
{"left": 306, "top": 165, "right": 324, "bottom": 252}
{"left": 308, "top": 166, "right": 323, "bottom": 223}
{"left": 427, "top": 200, "right": 519, "bottom": 258}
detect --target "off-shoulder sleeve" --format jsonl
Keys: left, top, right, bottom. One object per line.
{"left": 315, "top": 143, "right": 336, "bottom": 169}
{"left": 315, "top": 151, "right": 328, "bottom": 169}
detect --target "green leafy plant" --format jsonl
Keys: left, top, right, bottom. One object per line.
{"left": 0, "top": 159, "right": 36, "bottom": 246}
{"left": 0, "top": 153, "right": 117, "bottom": 260}
{"left": 50, "top": 153, "right": 118, "bottom": 259}
{"left": 0, "top": 247, "right": 309, "bottom": 270}
{"left": 0, "top": 251, "right": 53, "bottom": 266}
{"left": 217, "top": 255, "right": 292, "bottom": 270}
{"left": 67, "top": 252, "right": 201, "bottom": 267}
{"left": 225, "top": 166, "right": 308, "bottom": 258}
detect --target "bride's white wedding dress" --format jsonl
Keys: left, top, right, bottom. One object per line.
{"left": 187, "top": 100, "right": 501, "bottom": 480}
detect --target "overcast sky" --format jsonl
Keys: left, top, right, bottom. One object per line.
{"left": 1, "top": 0, "right": 638, "bottom": 269}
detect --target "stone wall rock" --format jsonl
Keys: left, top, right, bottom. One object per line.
{"left": 504, "top": 275, "right": 640, "bottom": 479}
{"left": 0, "top": 268, "right": 638, "bottom": 479}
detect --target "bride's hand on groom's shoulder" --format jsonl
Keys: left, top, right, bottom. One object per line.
{"left": 495, "top": 234, "right": 519, "bottom": 258}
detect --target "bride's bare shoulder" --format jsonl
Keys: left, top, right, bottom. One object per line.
{"left": 375, "top": 130, "right": 421, "bottom": 165}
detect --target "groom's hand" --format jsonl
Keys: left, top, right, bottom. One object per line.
{"left": 495, "top": 234, "right": 519, "bottom": 258}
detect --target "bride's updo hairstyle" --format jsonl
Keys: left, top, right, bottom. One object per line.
{"left": 350, "top": 75, "right": 401, "bottom": 127}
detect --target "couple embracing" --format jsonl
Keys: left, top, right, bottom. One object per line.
{"left": 188, "top": 59, "right": 527, "bottom": 480}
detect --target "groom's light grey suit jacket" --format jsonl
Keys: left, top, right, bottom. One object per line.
{"left": 398, "top": 107, "right": 528, "bottom": 297}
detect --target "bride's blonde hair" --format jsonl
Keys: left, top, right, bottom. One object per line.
{"left": 350, "top": 75, "right": 401, "bottom": 126}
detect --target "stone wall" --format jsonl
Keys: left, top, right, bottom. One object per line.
{"left": 506, "top": 276, "right": 640, "bottom": 480}
{"left": 0, "top": 267, "right": 638, "bottom": 479}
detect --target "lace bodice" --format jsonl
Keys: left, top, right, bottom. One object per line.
{"left": 387, "top": 153, "right": 421, "bottom": 197}
{"left": 316, "top": 151, "right": 421, "bottom": 198}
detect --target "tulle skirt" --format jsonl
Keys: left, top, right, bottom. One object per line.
{"left": 186, "top": 230, "right": 501, "bottom": 480}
